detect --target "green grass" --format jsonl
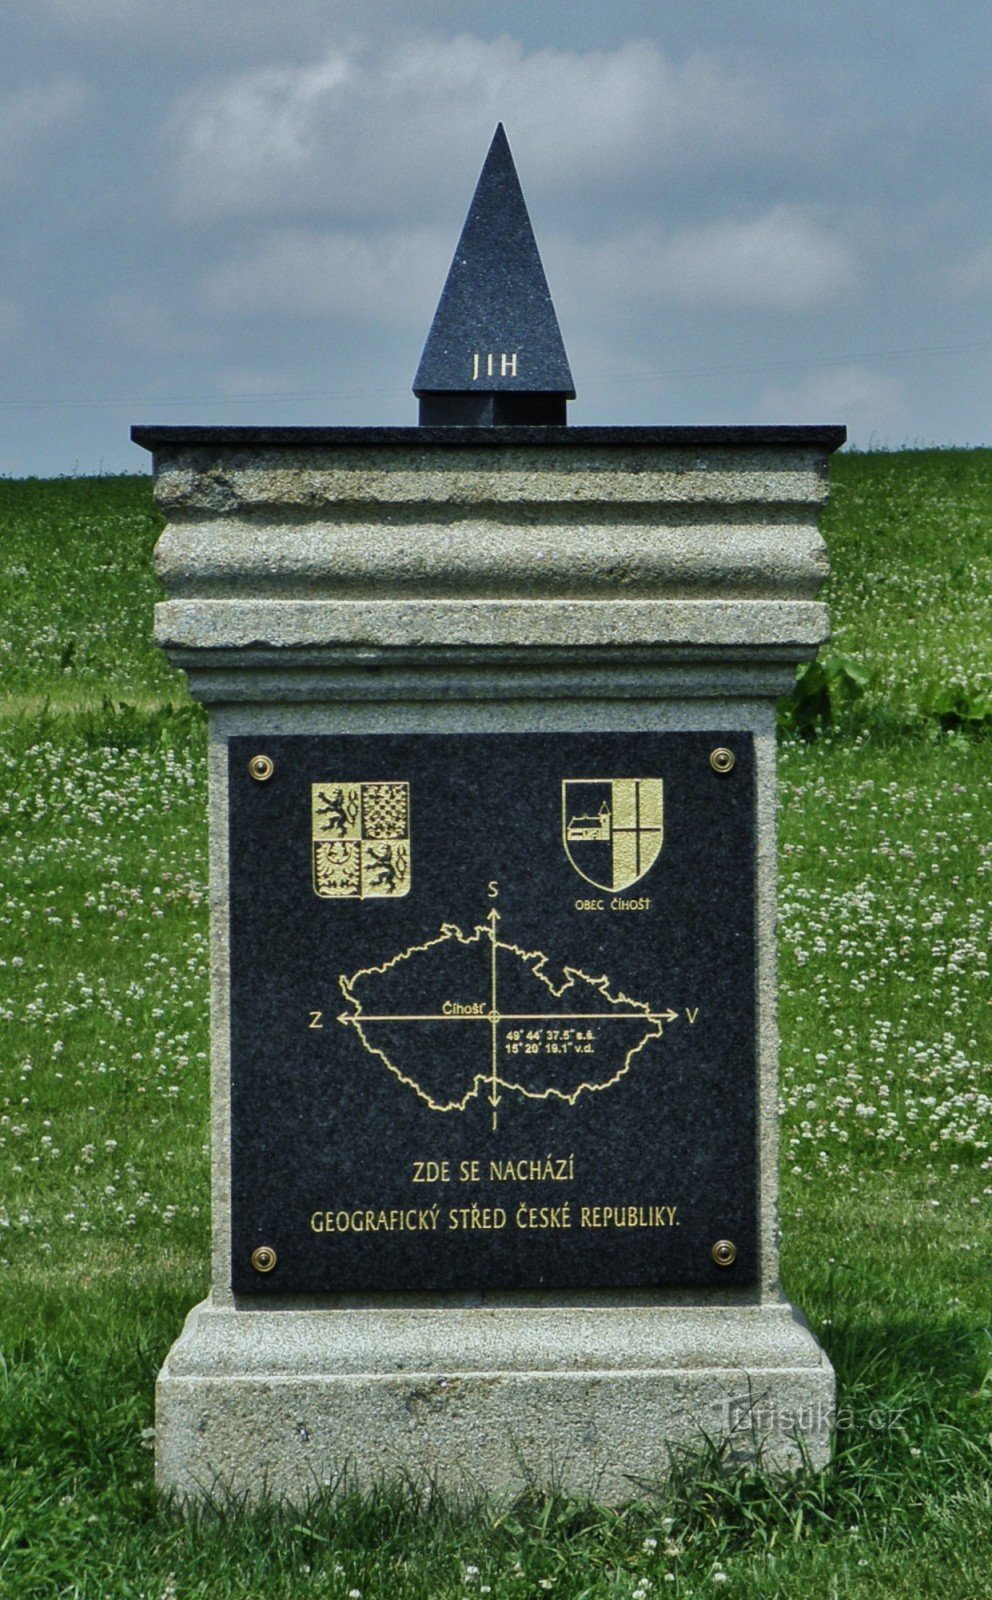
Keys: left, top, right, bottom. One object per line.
{"left": 1, "top": 455, "right": 991, "bottom": 1598}
{"left": 0, "top": 475, "right": 185, "bottom": 716}
{"left": 821, "top": 450, "right": 992, "bottom": 733}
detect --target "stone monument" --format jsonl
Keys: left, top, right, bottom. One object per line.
{"left": 134, "top": 125, "right": 843, "bottom": 1504}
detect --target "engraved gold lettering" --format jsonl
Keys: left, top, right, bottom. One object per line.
{"left": 685, "top": 1007, "right": 700, "bottom": 1024}
{"left": 459, "top": 1159, "right": 481, "bottom": 1182}
{"left": 313, "top": 1205, "right": 441, "bottom": 1232}
{"left": 500, "top": 352, "right": 518, "bottom": 377}
{"left": 487, "top": 1152, "right": 575, "bottom": 1183}
{"left": 579, "top": 1205, "right": 679, "bottom": 1229}
{"left": 515, "top": 1202, "right": 572, "bottom": 1230}
{"left": 310, "top": 1196, "right": 677, "bottom": 1237}
{"left": 574, "top": 898, "right": 604, "bottom": 912}
{"left": 447, "top": 1205, "right": 507, "bottom": 1231}
{"left": 472, "top": 352, "right": 480, "bottom": 381}
{"left": 412, "top": 1160, "right": 450, "bottom": 1183}
{"left": 309, "top": 1010, "right": 324, "bottom": 1029}
{"left": 488, "top": 880, "right": 499, "bottom": 899}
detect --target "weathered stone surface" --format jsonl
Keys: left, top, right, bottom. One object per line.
{"left": 149, "top": 445, "right": 835, "bottom": 512}
{"left": 155, "top": 519, "right": 827, "bottom": 599}
{"left": 155, "top": 598, "right": 828, "bottom": 654}
{"left": 157, "top": 1301, "right": 834, "bottom": 1504}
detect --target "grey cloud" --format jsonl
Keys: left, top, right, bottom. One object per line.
{"left": 165, "top": 35, "right": 806, "bottom": 225}
{"left": 947, "top": 242, "right": 992, "bottom": 297}
{"left": 759, "top": 365, "right": 906, "bottom": 434}
{"left": 194, "top": 200, "right": 855, "bottom": 336}
{"left": 197, "top": 227, "right": 449, "bottom": 327}
{"left": 0, "top": 296, "right": 27, "bottom": 349}
{"left": 0, "top": 78, "right": 91, "bottom": 192}
{"left": 95, "top": 290, "right": 217, "bottom": 358}
{"left": 560, "top": 208, "right": 857, "bottom": 317}
{"left": 9, "top": 0, "right": 438, "bottom": 52}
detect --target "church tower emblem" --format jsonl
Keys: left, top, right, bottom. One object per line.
{"left": 562, "top": 779, "right": 663, "bottom": 892}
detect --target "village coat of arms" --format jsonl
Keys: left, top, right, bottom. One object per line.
{"left": 562, "top": 778, "right": 663, "bottom": 892}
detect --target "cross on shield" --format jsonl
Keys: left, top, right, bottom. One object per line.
{"left": 562, "top": 778, "right": 664, "bottom": 892}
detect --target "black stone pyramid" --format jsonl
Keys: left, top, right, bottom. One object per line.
{"left": 414, "top": 124, "right": 575, "bottom": 425}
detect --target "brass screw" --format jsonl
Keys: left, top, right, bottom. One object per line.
{"left": 709, "top": 747, "right": 735, "bottom": 775}
{"left": 711, "top": 1239, "right": 737, "bottom": 1267}
{"left": 251, "top": 1245, "right": 278, "bottom": 1274}
{"left": 248, "top": 754, "right": 275, "bottom": 782}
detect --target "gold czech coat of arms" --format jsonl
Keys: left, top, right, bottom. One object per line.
{"left": 312, "top": 782, "right": 411, "bottom": 899}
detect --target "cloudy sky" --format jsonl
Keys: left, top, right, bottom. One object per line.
{"left": 2, "top": 0, "right": 990, "bottom": 475}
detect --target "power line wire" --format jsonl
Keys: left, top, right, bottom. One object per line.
{"left": 0, "top": 337, "right": 989, "bottom": 410}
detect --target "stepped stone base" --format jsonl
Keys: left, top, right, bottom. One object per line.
{"left": 156, "top": 1298, "right": 834, "bottom": 1505}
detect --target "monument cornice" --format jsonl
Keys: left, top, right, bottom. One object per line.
{"left": 133, "top": 423, "right": 846, "bottom": 451}
{"left": 139, "top": 426, "right": 839, "bottom": 701}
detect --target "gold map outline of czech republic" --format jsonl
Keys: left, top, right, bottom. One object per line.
{"left": 312, "top": 781, "right": 411, "bottom": 900}
{"left": 337, "top": 912, "right": 677, "bottom": 1120}
{"left": 563, "top": 778, "right": 663, "bottom": 892}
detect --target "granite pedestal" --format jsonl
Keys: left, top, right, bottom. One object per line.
{"left": 134, "top": 423, "right": 843, "bottom": 1504}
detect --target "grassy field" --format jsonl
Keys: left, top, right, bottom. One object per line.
{"left": 1, "top": 452, "right": 991, "bottom": 1598}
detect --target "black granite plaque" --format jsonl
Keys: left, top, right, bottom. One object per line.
{"left": 228, "top": 732, "right": 757, "bottom": 1294}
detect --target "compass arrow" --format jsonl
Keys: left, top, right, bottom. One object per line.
{"left": 652, "top": 1008, "right": 679, "bottom": 1024}
{"left": 487, "top": 907, "right": 501, "bottom": 1131}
